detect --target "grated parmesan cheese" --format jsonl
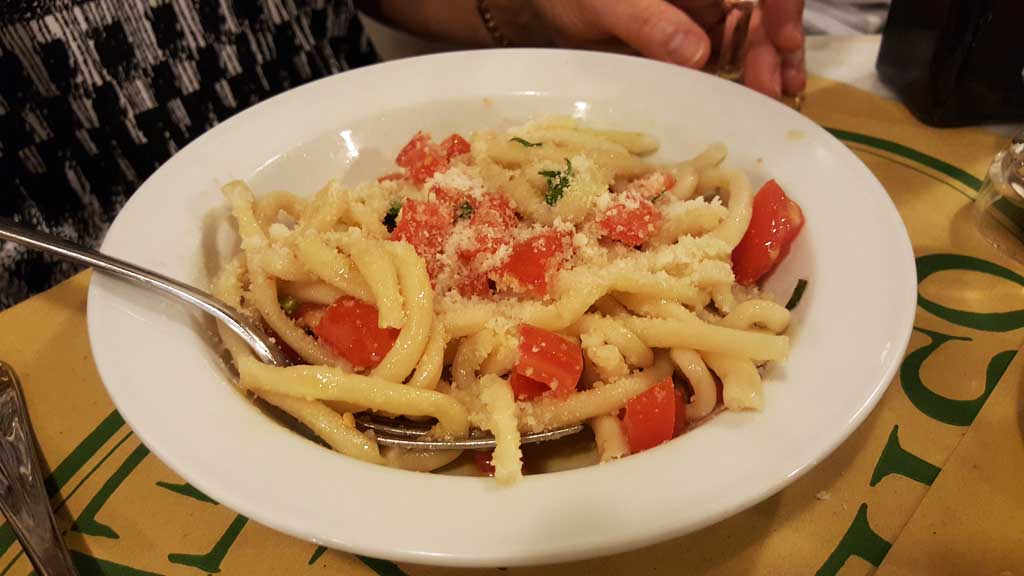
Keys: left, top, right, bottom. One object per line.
{"left": 474, "top": 242, "right": 512, "bottom": 273}
{"left": 425, "top": 164, "right": 488, "bottom": 200}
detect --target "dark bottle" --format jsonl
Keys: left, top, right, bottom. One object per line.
{"left": 876, "top": 0, "right": 1024, "bottom": 127}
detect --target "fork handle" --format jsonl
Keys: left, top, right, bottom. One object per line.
{"left": 0, "top": 218, "right": 288, "bottom": 366}
{"left": 0, "top": 362, "right": 77, "bottom": 576}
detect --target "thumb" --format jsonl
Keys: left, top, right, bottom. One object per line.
{"left": 589, "top": 0, "right": 712, "bottom": 68}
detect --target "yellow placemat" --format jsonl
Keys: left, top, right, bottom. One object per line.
{"left": 875, "top": 356, "right": 1024, "bottom": 576}
{"left": 0, "top": 77, "right": 1020, "bottom": 575}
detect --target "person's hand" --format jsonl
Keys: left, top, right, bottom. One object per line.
{"left": 500, "top": 0, "right": 806, "bottom": 99}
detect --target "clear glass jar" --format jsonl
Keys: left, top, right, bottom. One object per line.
{"left": 974, "top": 131, "right": 1024, "bottom": 260}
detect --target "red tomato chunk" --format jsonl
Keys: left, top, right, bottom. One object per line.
{"left": 314, "top": 297, "right": 399, "bottom": 369}
{"left": 673, "top": 387, "right": 688, "bottom": 436}
{"left": 441, "top": 134, "right": 471, "bottom": 160}
{"left": 473, "top": 450, "right": 496, "bottom": 476}
{"left": 509, "top": 371, "right": 553, "bottom": 401}
{"left": 621, "top": 377, "right": 677, "bottom": 453}
{"left": 731, "top": 179, "right": 805, "bottom": 285}
{"left": 390, "top": 199, "right": 453, "bottom": 279}
{"left": 513, "top": 324, "right": 582, "bottom": 399}
{"left": 496, "top": 230, "right": 570, "bottom": 296}
{"left": 458, "top": 194, "right": 518, "bottom": 263}
{"left": 455, "top": 271, "right": 491, "bottom": 299}
{"left": 430, "top": 185, "right": 468, "bottom": 212}
{"left": 598, "top": 192, "right": 662, "bottom": 246}
{"left": 395, "top": 132, "right": 472, "bottom": 185}
{"left": 396, "top": 131, "right": 448, "bottom": 185}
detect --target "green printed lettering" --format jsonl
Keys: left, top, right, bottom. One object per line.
{"left": 358, "top": 556, "right": 409, "bottom": 576}
{"left": 168, "top": 514, "right": 248, "bottom": 573}
{"left": 308, "top": 546, "right": 328, "bottom": 565}
{"left": 0, "top": 550, "right": 22, "bottom": 576}
{"left": 901, "top": 327, "right": 1014, "bottom": 426}
{"left": 7, "top": 534, "right": 165, "bottom": 576}
{"left": 311, "top": 548, "right": 409, "bottom": 575}
{"left": 0, "top": 410, "right": 125, "bottom": 555}
{"left": 826, "top": 128, "right": 983, "bottom": 191}
{"left": 869, "top": 425, "right": 941, "bottom": 487}
{"left": 44, "top": 410, "right": 126, "bottom": 497}
{"left": 916, "top": 254, "right": 1024, "bottom": 332}
{"left": 816, "top": 504, "right": 892, "bottom": 576}
{"left": 306, "top": 547, "right": 410, "bottom": 576}
{"left": 70, "top": 550, "right": 164, "bottom": 576}
{"left": 155, "top": 482, "right": 217, "bottom": 504}
{"left": 54, "top": 432, "right": 134, "bottom": 513}
{"left": 72, "top": 443, "right": 150, "bottom": 539}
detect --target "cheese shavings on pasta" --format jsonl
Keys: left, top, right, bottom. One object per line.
{"left": 212, "top": 116, "right": 797, "bottom": 483}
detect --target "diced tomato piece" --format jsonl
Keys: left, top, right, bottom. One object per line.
{"left": 458, "top": 194, "right": 518, "bottom": 263}
{"left": 495, "top": 230, "right": 570, "bottom": 296}
{"left": 621, "top": 377, "right": 676, "bottom": 452}
{"left": 510, "top": 370, "right": 577, "bottom": 401}
{"left": 598, "top": 192, "right": 662, "bottom": 246}
{"left": 731, "top": 179, "right": 805, "bottom": 285}
{"left": 673, "top": 387, "right": 688, "bottom": 436}
{"left": 396, "top": 131, "right": 448, "bottom": 185}
{"left": 509, "top": 371, "right": 552, "bottom": 401}
{"left": 390, "top": 199, "right": 453, "bottom": 279}
{"left": 514, "top": 324, "right": 582, "bottom": 396}
{"left": 455, "top": 270, "right": 492, "bottom": 298}
{"left": 430, "top": 185, "right": 468, "bottom": 211}
{"left": 473, "top": 450, "right": 495, "bottom": 476}
{"left": 441, "top": 134, "right": 471, "bottom": 160}
{"left": 377, "top": 172, "right": 405, "bottom": 183}
{"left": 314, "top": 297, "right": 399, "bottom": 369}
{"left": 474, "top": 193, "right": 517, "bottom": 229}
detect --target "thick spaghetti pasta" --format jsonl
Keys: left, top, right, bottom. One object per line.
{"left": 213, "top": 117, "right": 805, "bottom": 483}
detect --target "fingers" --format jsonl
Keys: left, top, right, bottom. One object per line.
{"left": 744, "top": 42, "right": 782, "bottom": 99}
{"left": 668, "top": 0, "right": 726, "bottom": 29}
{"left": 762, "top": 0, "right": 805, "bottom": 94}
{"left": 588, "top": 0, "right": 712, "bottom": 68}
{"left": 742, "top": 10, "right": 781, "bottom": 99}
{"left": 780, "top": 47, "right": 806, "bottom": 95}
{"left": 762, "top": 0, "right": 804, "bottom": 53}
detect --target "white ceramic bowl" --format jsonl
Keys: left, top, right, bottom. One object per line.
{"left": 87, "top": 49, "right": 916, "bottom": 567}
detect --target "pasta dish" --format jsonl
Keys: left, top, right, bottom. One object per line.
{"left": 212, "top": 117, "right": 806, "bottom": 483}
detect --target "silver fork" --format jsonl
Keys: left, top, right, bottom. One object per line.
{"left": 0, "top": 219, "right": 582, "bottom": 450}
{"left": 0, "top": 362, "right": 77, "bottom": 576}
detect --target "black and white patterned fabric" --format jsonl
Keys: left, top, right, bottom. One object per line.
{"left": 0, "top": 0, "right": 377, "bottom": 308}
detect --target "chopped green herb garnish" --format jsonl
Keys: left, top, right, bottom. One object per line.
{"left": 651, "top": 189, "right": 668, "bottom": 202}
{"left": 279, "top": 295, "right": 299, "bottom": 316}
{"left": 785, "top": 278, "right": 808, "bottom": 310}
{"left": 510, "top": 136, "right": 542, "bottom": 148}
{"left": 457, "top": 200, "right": 474, "bottom": 220}
{"left": 383, "top": 201, "right": 402, "bottom": 232}
{"left": 539, "top": 158, "right": 573, "bottom": 206}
